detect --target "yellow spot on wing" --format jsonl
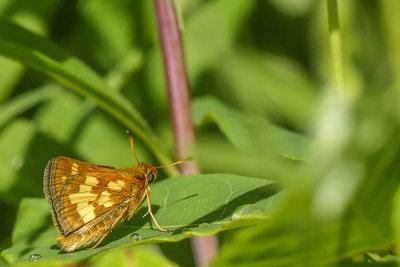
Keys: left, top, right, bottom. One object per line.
{"left": 68, "top": 192, "right": 97, "bottom": 203}
{"left": 107, "top": 180, "right": 124, "bottom": 191}
{"left": 103, "top": 202, "right": 113, "bottom": 208}
{"left": 79, "top": 185, "right": 92, "bottom": 193}
{"left": 71, "top": 163, "right": 78, "bottom": 175}
{"left": 85, "top": 176, "right": 99, "bottom": 186}
{"left": 77, "top": 202, "right": 89, "bottom": 209}
{"left": 116, "top": 180, "right": 125, "bottom": 187}
{"left": 98, "top": 191, "right": 113, "bottom": 208}
{"left": 98, "top": 191, "right": 110, "bottom": 202}
{"left": 77, "top": 202, "right": 95, "bottom": 223}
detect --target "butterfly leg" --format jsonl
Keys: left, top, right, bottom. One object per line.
{"left": 145, "top": 188, "right": 168, "bottom": 232}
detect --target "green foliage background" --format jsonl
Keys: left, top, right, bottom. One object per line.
{"left": 0, "top": 0, "right": 400, "bottom": 266}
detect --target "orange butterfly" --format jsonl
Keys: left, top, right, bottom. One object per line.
{"left": 44, "top": 131, "right": 187, "bottom": 251}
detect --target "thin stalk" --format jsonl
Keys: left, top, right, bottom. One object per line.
{"left": 153, "top": 0, "right": 218, "bottom": 266}
{"left": 326, "top": 0, "right": 346, "bottom": 93}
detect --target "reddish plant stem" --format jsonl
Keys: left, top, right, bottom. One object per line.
{"left": 153, "top": 0, "right": 218, "bottom": 266}
{"left": 153, "top": 0, "right": 197, "bottom": 175}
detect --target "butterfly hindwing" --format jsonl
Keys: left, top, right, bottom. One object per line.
{"left": 57, "top": 200, "right": 130, "bottom": 252}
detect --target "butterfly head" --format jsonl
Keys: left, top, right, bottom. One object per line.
{"left": 126, "top": 130, "right": 192, "bottom": 184}
{"left": 142, "top": 163, "right": 157, "bottom": 184}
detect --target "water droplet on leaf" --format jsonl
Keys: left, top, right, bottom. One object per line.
{"left": 198, "top": 223, "right": 210, "bottom": 227}
{"left": 129, "top": 233, "right": 142, "bottom": 242}
{"left": 29, "top": 254, "right": 42, "bottom": 262}
{"left": 232, "top": 204, "right": 264, "bottom": 220}
{"left": 12, "top": 156, "right": 24, "bottom": 169}
{"left": 231, "top": 213, "right": 240, "bottom": 220}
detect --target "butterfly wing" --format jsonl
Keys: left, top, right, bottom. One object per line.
{"left": 44, "top": 157, "right": 113, "bottom": 232}
{"left": 44, "top": 157, "right": 147, "bottom": 251}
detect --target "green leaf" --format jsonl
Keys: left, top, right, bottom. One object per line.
{"left": 73, "top": 110, "right": 153, "bottom": 167}
{"left": 193, "top": 96, "right": 254, "bottom": 151}
{"left": 211, "top": 96, "right": 400, "bottom": 266}
{"left": 0, "top": 56, "right": 24, "bottom": 103}
{"left": 217, "top": 51, "right": 317, "bottom": 129}
{"left": 6, "top": 246, "right": 180, "bottom": 267}
{"left": 0, "top": 118, "right": 81, "bottom": 206}
{"left": 2, "top": 174, "right": 279, "bottom": 264}
{"left": 0, "top": 0, "right": 61, "bottom": 35}
{"left": 267, "top": 0, "right": 314, "bottom": 16}
{"left": 34, "top": 87, "right": 84, "bottom": 143}
{"left": 104, "top": 48, "right": 144, "bottom": 91}
{"left": 192, "top": 96, "right": 309, "bottom": 160}
{"left": 212, "top": 182, "right": 398, "bottom": 267}
{"left": 0, "top": 84, "right": 57, "bottom": 129}
{"left": 91, "top": 246, "right": 179, "bottom": 267}
{"left": 33, "top": 88, "right": 149, "bottom": 166}
{"left": 79, "top": 0, "right": 136, "bottom": 62}
{"left": 184, "top": 0, "right": 255, "bottom": 80}
{"left": 0, "top": 18, "right": 175, "bottom": 173}
{"left": 0, "top": 119, "right": 36, "bottom": 205}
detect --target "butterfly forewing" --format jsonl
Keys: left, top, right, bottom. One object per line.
{"left": 44, "top": 156, "right": 147, "bottom": 251}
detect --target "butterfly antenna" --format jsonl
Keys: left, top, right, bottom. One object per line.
{"left": 126, "top": 130, "right": 140, "bottom": 164}
{"left": 154, "top": 156, "right": 193, "bottom": 169}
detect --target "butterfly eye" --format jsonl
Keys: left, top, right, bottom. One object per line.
{"left": 146, "top": 172, "right": 154, "bottom": 183}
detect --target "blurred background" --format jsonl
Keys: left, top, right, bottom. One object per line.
{"left": 1, "top": 0, "right": 400, "bottom": 265}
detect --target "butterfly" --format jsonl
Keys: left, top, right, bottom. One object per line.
{"left": 44, "top": 131, "right": 188, "bottom": 252}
